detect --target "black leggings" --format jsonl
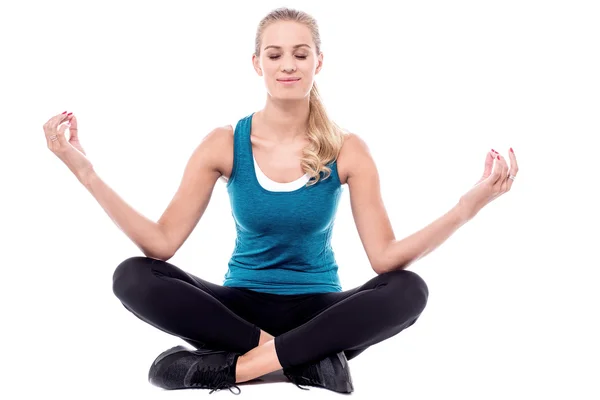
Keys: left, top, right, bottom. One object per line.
{"left": 112, "top": 256, "right": 429, "bottom": 369}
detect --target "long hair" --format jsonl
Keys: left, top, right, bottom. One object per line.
{"left": 254, "top": 7, "right": 348, "bottom": 187}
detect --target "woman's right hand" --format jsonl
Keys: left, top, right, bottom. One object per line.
{"left": 44, "top": 111, "right": 94, "bottom": 182}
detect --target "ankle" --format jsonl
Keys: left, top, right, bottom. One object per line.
{"left": 234, "top": 354, "right": 250, "bottom": 383}
{"left": 258, "top": 330, "right": 274, "bottom": 346}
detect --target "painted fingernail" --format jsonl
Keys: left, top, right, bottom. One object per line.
{"left": 67, "top": 112, "right": 73, "bottom": 116}
{"left": 62, "top": 111, "right": 67, "bottom": 114}
{"left": 491, "top": 148, "right": 497, "bottom": 153}
{"left": 497, "top": 155, "right": 500, "bottom": 160}
{"left": 510, "top": 147, "right": 514, "bottom": 153}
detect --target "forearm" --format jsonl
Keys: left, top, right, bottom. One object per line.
{"left": 377, "top": 203, "right": 470, "bottom": 273}
{"left": 79, "top": 170, "right": 172, "bottom": 260}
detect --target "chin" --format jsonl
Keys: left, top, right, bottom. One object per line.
{"left": 268, "top": 87, "right": 311, "bottom": 101}
{"left": 276, "top": 94, "right": 307, "bottom": 101}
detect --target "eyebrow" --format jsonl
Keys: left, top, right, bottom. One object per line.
{"left": 263, "top": 44, "right": 311, "bottom": 51}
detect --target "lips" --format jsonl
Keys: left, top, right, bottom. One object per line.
{"left": 277, "top": 78, "right": 301, "bottom": 81}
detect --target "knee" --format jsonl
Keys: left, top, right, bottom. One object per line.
{"left": 112, "top": 256, "right": 155, "bottom": 300}
{"left": 380, "top": 269, "right": 429, "bottom": 315}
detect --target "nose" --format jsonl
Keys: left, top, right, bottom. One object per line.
{"left": 281, "top": 59, "right": 297, "bottom": 72}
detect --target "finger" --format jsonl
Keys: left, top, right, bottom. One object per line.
{"left": 487, "top": 153, "right": 503, "bottom": 185}
{"left": 47, "top": 121, "right": 70, "bottom": 152}
{"left": 506, "top": 148, "right": 519, "bottom": 190}
{"left": 43, "top": 112, "right": 71, "bottom": 139}
{"left": 66, "top": 114, "right": 79, "bottom": 139}
{"left": 481, "top": 150, "right": 495, "bottom": 179}
{"left": 43, "top": 111, "right": 67, "bottom": 126}
{"left": 51, "top": 111, "right": 71, "bottom": 128}
{"left": 496, "top": 153, "right": 507, "bottom": 184}
{"left": 497, "top": 154, "right": 509, "bottom": 193}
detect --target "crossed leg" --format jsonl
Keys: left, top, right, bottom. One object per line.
{"left": 237, "top": 268, "right": 429, "bottom": 381}
{"left": 112, "top": 256, "right": 429, "bottom": 383}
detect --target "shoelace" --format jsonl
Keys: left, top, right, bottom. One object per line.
{"left": 190, "top": 363, "right": 241, "bottom": 395}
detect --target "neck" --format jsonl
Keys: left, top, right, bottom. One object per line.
{"left": 257, "top": 96, "right": 310, "bottom": 144}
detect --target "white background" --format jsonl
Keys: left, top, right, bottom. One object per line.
{"left": 1, "top": 0, "right": 599, "bottom": 399}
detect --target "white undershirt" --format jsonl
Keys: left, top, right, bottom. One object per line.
{"left": 253, "top": 155, "right": 310, "bottom": 192}
{"left": 230, "top": 122, "right": 311, "bottom": 192}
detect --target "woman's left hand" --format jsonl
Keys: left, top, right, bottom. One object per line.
{"left": 458, "top": 148, "right": 519, "bottom": 221}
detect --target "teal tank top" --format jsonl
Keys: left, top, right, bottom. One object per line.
{"left": 223, "top": 112, "right": 344, "bottom": 295}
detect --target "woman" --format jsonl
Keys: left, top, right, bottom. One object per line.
{"left": 42, "top": 6, "right": 518, "bottom": 396}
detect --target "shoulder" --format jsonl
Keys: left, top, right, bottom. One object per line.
{"left": 192, "top": 124, "right": 234, "bottom": 179}
{"left": 337, "top": 132, "right": 373, "bottom": 184}
{"left": 198, "top": 124, "right": 234, "bottom": 156}
{"left": 344, "top": 132, "right": 369, "bottom": 151}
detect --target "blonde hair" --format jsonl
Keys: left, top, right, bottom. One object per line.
{"left": 254, "top": 7, "right": 348, "bottom": 187}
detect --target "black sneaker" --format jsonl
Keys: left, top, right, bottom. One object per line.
{"left": 148, "top": 345, "right": 241, "bottom": 395}
{"left": 283, "top": 351, "right": 354, "bottom": 394}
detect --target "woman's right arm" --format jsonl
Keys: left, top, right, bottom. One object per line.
{"left": 80, "top": 171, "right": 173, "bottom": 260}
{"left": 79, "top": 126, "right": 229, "bottom": 261}
{"left": 44, "top": 112, "right": 230, "bottom": 261}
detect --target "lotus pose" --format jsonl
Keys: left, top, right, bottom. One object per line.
{"left": 43, "top": 6, "right": 519, "bottom": 396}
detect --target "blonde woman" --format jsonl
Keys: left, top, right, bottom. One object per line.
{"left": 43, "top": 6, "right": 518, "bottom": 395}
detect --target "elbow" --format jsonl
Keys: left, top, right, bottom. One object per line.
{"left": 371, "top": 258, "right": 388, "bottom": 275}
{"left": 372, "top": 244, "right": 392, "bottom": 274}
{"left": 372, "top": 262, "right": 410, "bottom": 275}
{"left": 372, "top": 254, "right": 411, "bottom": 275}
{"left": 143, "top": 225, "right": 175, "bottom": 261}
{"left": 372, "top": 239, "right": 418, "bottom": 274}
{"left": 372, "top": 266, "right": 385, "bottom": 275}
{"left": 142, "top": 250, "right": 173, "bottom": 262}
{"left": 142, "top": 242, "right": 174, "bottom": 262}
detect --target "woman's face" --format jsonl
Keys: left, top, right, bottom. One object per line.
{"left": 253, "top": 21, "right": 323, "bottom": 100}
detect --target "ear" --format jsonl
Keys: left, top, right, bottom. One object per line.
{"left": 252, "top": 54, "right": 263, "bottom": 76}
{"left": 315, "top": 52, "right": 324, "bottom": 75}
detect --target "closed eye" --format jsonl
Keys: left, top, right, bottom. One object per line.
{"left": 268, "top": 55, "right": 307, "bottom": 60}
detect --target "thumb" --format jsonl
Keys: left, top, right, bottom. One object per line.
{"left": 67, "top": 114, "right": 78, "bottom": 138}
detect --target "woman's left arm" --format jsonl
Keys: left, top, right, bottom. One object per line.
{"left": 380, "top": 148, "right": 519, "bottom": 273}
{"left": 346, "top": 133, "right": 519, "bottom": 274}
{"left": 377, "top": 204, "right": 470, "bottom": 273}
